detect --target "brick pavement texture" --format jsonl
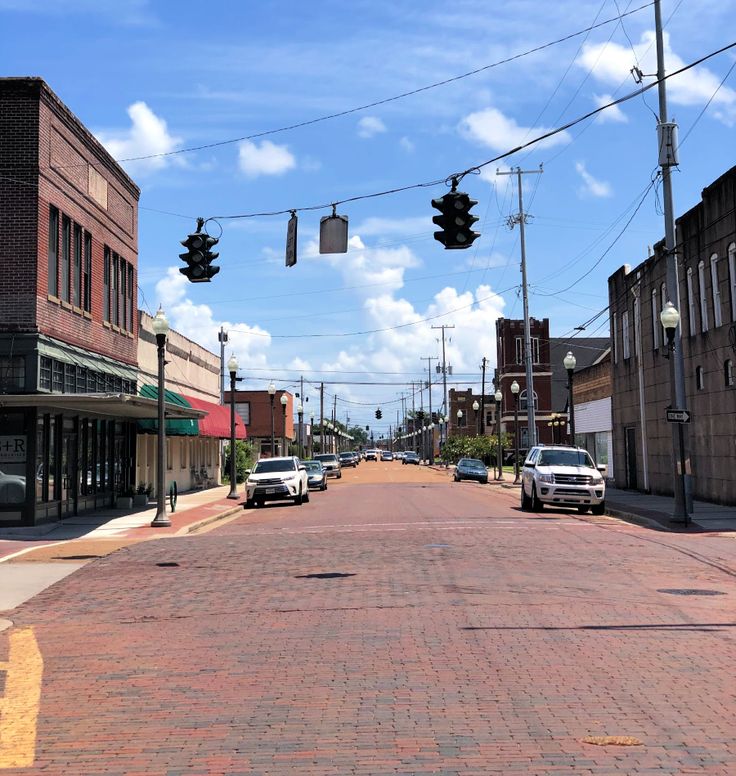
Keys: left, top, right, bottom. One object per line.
{"left": 2, "top": 470, "right": 736, "bottom": 775}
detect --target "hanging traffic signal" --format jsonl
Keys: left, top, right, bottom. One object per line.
{"left": 375, "top": 408, "right": 382, "bottom": 420}
{"left": 431, "top": 189, "right": 480, "bottom": 249}
{"left": 179, "top": 218, "right": 220, "bottom": 282}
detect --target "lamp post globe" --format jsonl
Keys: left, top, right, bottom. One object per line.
{"left": 510, "top": 380, "right": 520, "bottom": 484}
{"left": 660, "top": 301, "right": 680, "bottom": 349}
{"left": 151, "top": 306, "right": 171, "bottom": 527}
{"left": 563, "top": 351, "right": 576, "bottom": 372}
{"left": 564, "top": 351, "right": 576, "bottom": 444}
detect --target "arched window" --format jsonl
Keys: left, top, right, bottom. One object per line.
{"left": 729, "top": 242, "right": 736, "bottom": 321}
{"left": 711, "top": 253, "right": 722, "bottom": 328}
{"left": 687, "top": 267, "right": 697, "bottom": 336}
{"left": 725, "top": 360, "right": 734, "bottom": 388}
{"left": 698, "top": 259, "right": 709, "bottom": 332}
{"left": 519, "top": 389, "right": 538, "bottom": 412}
{"left": 696, "top": 366, "right": 705, "bottom": 391}
{"left": 651, "top": 287, "right": 659, "bottom": 349}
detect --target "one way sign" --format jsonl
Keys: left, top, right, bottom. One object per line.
{"left": 666, "top": 408, "right": 691, "bottom": 423}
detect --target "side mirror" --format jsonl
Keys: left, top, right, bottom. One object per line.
{"left": 597, "top": 464, "right": 607, "bottom": 473}
{"left": 525, "top": 462, "right": 535, "bottom": 468}
{"left": 244, "top": 469, "right": 251, "bottom": 477}
{"left": 299, "top": 465, "right": 306, "bottom": 472}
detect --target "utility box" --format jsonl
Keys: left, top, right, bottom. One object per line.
{"left": 319, "top": 213, "right": 349, "bottom": 254}
{"left": 657, "top": 121, "right": 679, "bottom": 167}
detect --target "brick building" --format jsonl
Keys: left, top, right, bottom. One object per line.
{"left": 0, "top": 78, "right": 196, "bottom": 525}
{"left": 608, "top": 164, "right": 736, "bottom": 502}
{"left": 224, "top": 389, "right": 294, "bottom": 458}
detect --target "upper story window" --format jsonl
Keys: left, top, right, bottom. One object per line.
{"left": 725, "top": 360, "right": 734, "bottom": 388}
{"left": 47, "top": 206, "right": 59, "bottom": 297}
{"left": 519, "top": 389, "right": 538, "bottom": 412}
{"left": 696, "top": 365, "right": 705, "bottom": 391}
{"left": 48, "top": 206, "right": 92, "bottom": 312}
{"left": 729, "top": 243, "right": 736, "bottom": 321}
{"left": 61, "top": 216, "right": 70, "bottom": 302}
{"left": 698, "top": 260, "right": 709, "bottom": 332}
{"left": 687, "top": 267, "right": 697, "bottom": 336}
{"left": 711, "top": 254, "right": 722, "bottom": 328}
{"left": 633, "top": 294, "right": 641, "bottom": 358}
{"left": 651, "top": 288, "right": 659, "bottom": 349}
{"left": 612, "top": 312, "right": 618, "bottom": 364}
{"left": 622, "top": 310, "right": 630, "bottom": 359}
{"left": 514, "top": 337, "right": 540, "bottom": 365}
{"left": 103, "top": 248, "right": 110, "bottom": 322}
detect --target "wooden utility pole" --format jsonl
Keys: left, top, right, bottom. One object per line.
{"left": 480, "top": 356, "right": 487, "bottom": 436}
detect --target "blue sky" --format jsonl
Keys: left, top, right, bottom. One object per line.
{"left": 3, "top": 0, "right": 735, "bottom": 434}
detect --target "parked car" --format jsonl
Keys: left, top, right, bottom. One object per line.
{"left": 245, "top": 456, "right": 309, "bottom": 507}
{"left": 349, "top": 451, "right": 361, "bottom": 465}
{"left": 380, "top": 450, "right": 394, "bottom": 461}
{"left": 365, "top": 449, "right": 378, "bottom": 461}
{"left": 520, "top": 445, "right": 606, "bottom": 514}
{"left": 303, "top": 460, "right": 328, "bottom": 491}
{"left": 339, "top": 451, "right": 357, "bottom": 468}
{"left": 0, "top": 468, "right": 25, "bottom": 503}
{"left": 313, "top": 453, "right": 342, "bottom": 478}
{"left": 454, "top": 458, "right": 488, "bottom": 484}
{"left": 402, "top": 451, "right": 420, "bottom": 465}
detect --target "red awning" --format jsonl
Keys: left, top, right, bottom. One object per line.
{"left": 181, "top": 395, "right": 247, "bottom": 440}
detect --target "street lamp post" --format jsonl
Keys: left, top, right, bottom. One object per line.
{"left": 297, "top": 402, "right": 304, "bottom": 459}
{"left": 428, "top": 422, "right": 434, "bottom": 464}
{"left": 661, "top": 302, "right": 689, "bottom": 524}
{"left": 151, "top": 307, "right": 171, "bottom": 527}
{"left": 268, "top": 382, "right": 276, "bottom": 456}
{"left": 472, "top": 399, "right": 480, "bottom": 436}
{"left": 280, "top": 393, "right": 288, "bottom": 455}
{"left": 309, "top": 410, "right": 315, "bottom": 458}
{"left": 495, "top": 389, "right": 503, "bottom": 480}
{"left": 564, "top": 351, "right": 577, "bottom": 445}
{"left": 457, "top": 408, "right": 463, "bottom": 438}
{"left": 510, "top": 380, "right": 520, "bottom": 484}
{"left": 227, "top": 354, "right": 239, "bottom": 500}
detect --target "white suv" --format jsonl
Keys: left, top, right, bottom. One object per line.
{"left": 520, "top": 445, "right": 606, "bottom": 515}
{"left": 245, "top": 456, "right": 309, "bottom": 507}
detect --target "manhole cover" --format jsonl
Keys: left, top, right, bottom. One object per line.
{"left": 657, "top": 588, "right": 725, "bottom": 596}
{"left": 156, "top": 562, "right": 180, "bottom": 568}
{"left": 294, "top": 572, "right": 355, "bottom": 579}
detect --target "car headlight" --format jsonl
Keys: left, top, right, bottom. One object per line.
{"left": 537, "top": 473, "right": 555, "bottom": 484}
{"left": 591, "top": 472, "right": 604, "bottom": 483}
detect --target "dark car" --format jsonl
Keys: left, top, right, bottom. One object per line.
{"left": 454, "top": 458, "right": 488, "bottom": 484}
{"left": 339, "top": 452, "right": 357, "bottom": 468}
{"left": 303, "top": 460, "right": 328, "bottom": 491}
{"left": 402, "top": 452, "right": 420, "bottom": 465}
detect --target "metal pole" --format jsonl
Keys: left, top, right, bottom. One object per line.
{"left": 320, "top": 382, "right": 324, "bottom": 454}
{"left": 480, "top": 356, "right": 487, "bottom": 436}
{"left": 567, "top": 369, "right": 576, "bottom": 444}
{"left": 227, "top": 369, "right": 238, "bottom": 499}
{"left": 655, "top": 0, "right": 689, "bottom": 521}
{"left": 513, "top": 395, "right": 520, "bottom": 484}
{"left": 270, "top": 395, "right": 275, "bottom": 456}
{"left": 497, "top": 399, "right": 503, "bottom": 480}
{"left": 151, "top": 332, "right": 170, "bottom": 527}
{"left": 298, "top": 410, "right": 304, "bottom": 459}
{"left": 281, "top": 403, "right": 286, "bottom": 456}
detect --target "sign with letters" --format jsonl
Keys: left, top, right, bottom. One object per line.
{"left": 666, "top": 409, "right": 691, "bottom": 423}
{"left": 0, "top": 435, "right": 27, "bottom": 463}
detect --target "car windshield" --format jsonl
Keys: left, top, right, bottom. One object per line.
{"left": 339, "top": 453, "right": 352, "bottom": 459}
{"left": 314, "top": 454, "right": 337, "bottom": 462}
{"left": 460, "top": 459, "right": 485, "bottom": 469}
{"left": 254, "top": 459, "right": 296, "bottom": 473}
{"left": 304, "top": 462, "right": 322, "bottom": 472}
{"left": 537, "top": 450, "right": 595, "bottom": 468}
{"left": 405, "top": 453, "right": 417, "bottom": 458}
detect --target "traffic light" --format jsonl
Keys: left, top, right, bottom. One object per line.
{"left": 179, "top": 219, "right": 220, "bottom": 282}
{"left": 431, "top": 190, "right": 480, "bottom": 249}
{"left": 375, "top": 408, "right": 382, "bottom": 420}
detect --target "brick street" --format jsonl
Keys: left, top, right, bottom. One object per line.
{"left": 2, "top": 464, "right": 736, "bottom": 774}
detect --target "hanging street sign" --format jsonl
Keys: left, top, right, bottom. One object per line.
{"left": 666, "top": 408, "right": 691, "bottom": 423}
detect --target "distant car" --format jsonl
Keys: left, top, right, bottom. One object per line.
{"left": 303, "top": 460, "right": 328, "bottom": 491}
{"left": 454, "top": 458, "right": 488, "bottom": 484}
{"left": 245, "top": 456, "right": 309, "bottom": 507}
{"left": 402, "top": 451, "right": 420, "bottom": 465}
{"left": 0, "top": 468, "right": 25, "bottom": 503}
{"left": 365, "top": 449, "right": 378, "bottom": 461}
{"left": 394, "top": 452, "right": 405, "bottom": 461}
{"left": 380, "top": 451, "right": 394, "bottom": 461}
{"left": 313, "top": 453, "right": 342, "bottom": 478}
{"left": 350, "top": 451, "right": 361, "bottom": 465}
{"left": 339, "top": 452, "right": 357, "bottom": 468}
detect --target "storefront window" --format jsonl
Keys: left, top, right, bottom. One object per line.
{"left": 0, "top": 412, "right": 27, "bottom": 506}
{"left": 36, "top": 415, "right": 45, "bottom": 503}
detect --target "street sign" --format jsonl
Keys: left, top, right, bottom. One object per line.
{"left": 666, "top": 409, "right": 691, "bottom": 423}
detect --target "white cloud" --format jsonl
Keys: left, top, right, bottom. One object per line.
{"left": 357, "top": 116, "right": 387, "bottom": 139}
{"left": 399, "top": 136, "right": 415, "bottom": 152}
{"left": 575, "top": 161, "right": 612, "bottom": 198}
{"left": 238, "top": 139, "right": 296, "bottom": 178}
{"left": 578, "top": 31, "right": 736, "bottom": 125}
{"left": 593, "top": 93, "right": 628, "bottom": 123}
{"left": 96, "top": 101, "right": 181, "bottom": 175}
{"left": 459, "top": 107, "right": 571, "bottom": 153}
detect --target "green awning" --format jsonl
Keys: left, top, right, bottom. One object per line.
{"left": 137, "top": 385, "right": 198, "bottom": 436}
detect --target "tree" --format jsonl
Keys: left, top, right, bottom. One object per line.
{"left": 224, "top": 440, "right": 254, "bottom": 484}
{"left": 348, "top": 425, "right": 368, "bottom": 446}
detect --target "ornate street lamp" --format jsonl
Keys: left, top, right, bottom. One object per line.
{"left": 151, "top": 307, "right": 171, "bottom": 527}
{"left": 495, "top": 389, "right": 503, "bottom": 480}
{"left": 564, "top": 351, "right": 577, "bottom": 444}
{"left": 309, "top": 410, "right": 315, "bottom": 458}
{"left": 457, "top": 408, "right": 463, "bottom": 437}
{"left": 226, "top": 354, "right": 239, "bottom": 499}
{"left": 472, "top": 399, "right": 480, "bottom": 436}
{"left": 267, "top": 382, "right": 276, "bottom": 456}
{"left": 428, "top": 422, "right": 435, "bottom": 464}
{"left": 297, "top": 402, "right": 304, "bottom": 459}
{"left": 660, "top": 301, "right": 689, "bottom": 523}
{"left": 280, "top": 393, "right": 288, "bottom": 455}
{"left": 510, "top": 380, "right": 520, "bottom": 484}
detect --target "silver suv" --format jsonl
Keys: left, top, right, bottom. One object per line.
{"left": 520, "top": 445, "right": 606, "bottom": 515}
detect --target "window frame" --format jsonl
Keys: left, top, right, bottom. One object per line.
{"left": 729, "top": 243, "right": 736, "bottom": 322}
{"left": 695, "top": 365, "right": 705, "bottom": 391}
{"left": 698, "top": 259, "right": 709, "bottom": 332}
{"left": 651, "top": 287, "right": 659, "bottom": 350}
{"left": 47, "top": 206, "right": 59, "bottom": 297}
{"left": 711, "top": 253, "right": 722, "bottom": 328}
{"left": 83, "top": 231, "right": 92, "bottom": 313}
{"left": 61, "top": 215, "right": 71, "bottom": 302}
{"left": 687, "top": 267, "right": 697, "bottom": 336}
{"left": 622, "top": 309, "right": 630, "bottom": 360}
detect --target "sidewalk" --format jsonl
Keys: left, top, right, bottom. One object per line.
{"left": 430, "top": 464, "right": 736, "bottom": 534}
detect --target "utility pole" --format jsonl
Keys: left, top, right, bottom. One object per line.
{"left": 332, "top": 394, "right": 338, "bottom": 454}
{"left": 480, "top": 356, "right": 487, "bottom": 437}
{"left": 497, "top": 165, "right": 543, "bottom": 448}
{"left": 319, "top": 382, "right": 324, "bottom": 454}
{"left": 654, "top": 0, "right": 689, "bottom": 522}
{"left": 432, "top": 323, "right": 454, "bottom": 458}
{"left": 420, "top": 356, "right": 436, "bottom": 463}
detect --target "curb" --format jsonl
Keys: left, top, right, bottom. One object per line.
{"left": 604, "top": 506, "right": 673, "bottom": 532}
{"left": 177, "top": 504, "right": 245, "bottom": 535}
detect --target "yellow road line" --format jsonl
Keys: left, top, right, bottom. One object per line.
{"left": 0, "top": 628, "right": 43, "bottom": 768}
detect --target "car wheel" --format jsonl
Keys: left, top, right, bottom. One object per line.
{"left": 322, "top": 482, "right": 327, "bottom": 491}
{"left": 245, "top": 498, "right": 255, "bottom": 509}
{"left": 338, "top": 472, "right": 342, "bottom": 479}
{"left": 578, "top": 506, "right": 590, "bottom": 514}
{"left": 256, "top": 497, "right": 264, "bottom": 508}
{"left": 531, "top": 484, "right": 543, "bottom": 511}
{"left": 592, "top": 501, "right": 605, "bottom": 516}
{"left": 304, "top": 489, "right": 310, "bottom": 503}
{"left": 293, "top": 487, "right": 303, "bottom": 506}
